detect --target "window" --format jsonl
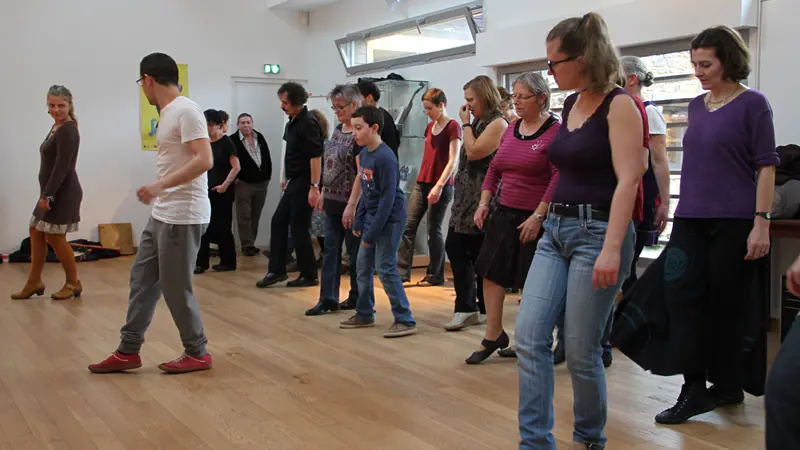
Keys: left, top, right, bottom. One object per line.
{"left": 335, "top": 2, "right": 482, "bottom": 76}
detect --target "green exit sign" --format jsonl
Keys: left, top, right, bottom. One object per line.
{"left": 263, "top": 64, "right": 281, "bottom": 74}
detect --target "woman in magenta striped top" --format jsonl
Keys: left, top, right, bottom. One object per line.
{"left": 464, "top": 72, "right": 561, "bottom": 364}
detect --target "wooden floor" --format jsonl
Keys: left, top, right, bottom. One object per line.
{"left": 0, "top": 255, "right": 766, "bottom": 450}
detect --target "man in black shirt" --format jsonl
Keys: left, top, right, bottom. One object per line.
{"left": 257, "top": 82, "right": 322, "bottom": 288}
{"left": 231, "top": 113, "right": 272, "bottom": 256}
{"left": 357, "top": 80, "right": 401, "bottom": 159}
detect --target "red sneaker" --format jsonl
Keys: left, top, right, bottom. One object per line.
{"left": 88, "top": 351, "right": 142, "bottom": 373}
{"left": 157, "top": 353, "right": 212, "bottom": 374}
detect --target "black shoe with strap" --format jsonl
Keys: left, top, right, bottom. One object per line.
{"left": 256, "top": 273, "right": 288, "bottom": 288}
{"left": 465, "top": 331, "right": 510, "bottom": 365}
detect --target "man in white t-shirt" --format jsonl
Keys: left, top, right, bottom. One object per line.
{"left": 89, "top": 52, "right": 215, "bottom": 375}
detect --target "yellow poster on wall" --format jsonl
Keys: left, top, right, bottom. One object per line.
{"left": 140, "top": 64, "right": 189, "bottom": 151}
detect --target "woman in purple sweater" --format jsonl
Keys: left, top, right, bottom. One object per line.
{"left": 653, "top": 26, "right": 779, "bottom": 425}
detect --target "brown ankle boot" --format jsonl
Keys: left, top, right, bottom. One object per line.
{"left": 11, "top": 281, "right": 46, "bottom": 300}
{"left": 51, "top": 280, "right": 83, "bottom": 300}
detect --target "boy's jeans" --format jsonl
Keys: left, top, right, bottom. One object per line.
{"left": 355, "top": 213, "right": 415, "bottom": 324}
{"left": 516, "top": 214, "right": 634, "bottom": 449}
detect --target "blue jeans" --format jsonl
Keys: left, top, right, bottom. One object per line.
{"left": 355, "top": 215, "right": 416, "bottom": 324}
{"left": 320, "top": 210, "right": 360, "bottom": 303}
{"left": 516, "top": 213, "right": 634, "bottom": 449}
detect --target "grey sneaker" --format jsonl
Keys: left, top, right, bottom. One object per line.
{"left": 384, "top": 321, "right": 418, "bottom": 338}
{"left": 339, "top": 314, "right": 375, "bottom": 329}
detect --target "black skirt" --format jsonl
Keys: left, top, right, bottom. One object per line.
{"left": 474, "top": 204, "right": 540, "bottom": 290}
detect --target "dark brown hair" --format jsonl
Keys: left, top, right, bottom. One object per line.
{"left": 422, "top": 88, "right": 447, "bottom": 106}
{"left": 497, "top": 86, "right": 513, "bottom": 108}
{"left": 546, "top": 12, "right": 620, "bottom": 93}
{"left": 691, "top": 25, "right": 750, "bottom": 82}
{"left": 310, "top": 109, "right": 329, "bottom": 139}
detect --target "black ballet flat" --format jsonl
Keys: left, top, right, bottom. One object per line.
{"left": 465, "top": 331, "right": 510, "bottom": 365}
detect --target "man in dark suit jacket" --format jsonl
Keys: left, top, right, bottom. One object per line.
{"left": 230, "top": 113, "right": 272, "bottom": 256}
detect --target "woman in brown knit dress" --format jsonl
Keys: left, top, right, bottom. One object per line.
{"left": 11, "top": 85, "right": 83, "bottom": 300}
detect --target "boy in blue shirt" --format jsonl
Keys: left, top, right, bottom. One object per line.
{"left": 339, "top": 106, "right": 417, "bottom": 338}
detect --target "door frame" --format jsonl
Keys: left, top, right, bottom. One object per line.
{"left": 229, "top": 76, "right": 309, "bottom": 249}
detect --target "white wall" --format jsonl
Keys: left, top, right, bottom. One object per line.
{"left": 0, "top": 0, "right": 308, "bottom": 253}
{"left": 759, "top": 0, "right": 800, "bottom": 146}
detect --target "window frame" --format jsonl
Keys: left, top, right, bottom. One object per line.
{"left": 334, "top": 2, "right": 482, "bottom": 76}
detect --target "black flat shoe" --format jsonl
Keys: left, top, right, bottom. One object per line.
{"left": 256, "top": 273, "right": 288, "bottom": 288}
{"left": 212, "top": 264, "right": 236, "bottom": 272}
{"left": 194, "top": 266, "right": 207, "bottom": 275}
{"left": 466, "top": 331, "right": 510, "bottom": 365}
{"left": 339, "top": 296, "right": 357, "bottom": 310}
{"left": 287, "top": 276, "right": 319, "bottom": 288}
{"left": 498, "top": 346, "right": 517, "bottom": 358}
{"left": 305, "top": 300, "right": 340, "bottom": 316}
{"left": 655, "top": 383, "right": 716, "bottom": 425}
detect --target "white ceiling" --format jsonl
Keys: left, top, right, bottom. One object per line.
{"left": 266, "top": 0, "right": 343, "bottom": 11}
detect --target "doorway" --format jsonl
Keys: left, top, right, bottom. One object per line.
{"left": 230, "top": 77, "right": 307, "bottom": 249}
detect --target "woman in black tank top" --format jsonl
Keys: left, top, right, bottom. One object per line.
{"left": 515, "top": 13, "right": 647, "bottom": 450}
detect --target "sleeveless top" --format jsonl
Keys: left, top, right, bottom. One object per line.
{"left": 322, "top": 124, "right": 360, "bottom": 215}
{"left": 449, "top": 111, "right": 506, "bottom": 234}
{"left": 549, "top": 88, "right": 645, "bottom": 221}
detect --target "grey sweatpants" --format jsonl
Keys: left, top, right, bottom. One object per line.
{"left": 118, "top": 217, "right": 209, "bottom": 357}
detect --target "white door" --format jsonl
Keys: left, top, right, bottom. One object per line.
{"left": 231, "top": 77, "right": 306, "bottom": 249}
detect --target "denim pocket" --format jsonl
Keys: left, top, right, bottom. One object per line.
{"left": 583, "top": 219, "right": 608, "bottom": 242}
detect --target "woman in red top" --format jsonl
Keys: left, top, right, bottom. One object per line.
{"left": 462, "top": 72, "right": 560, "bottom": 363}
{"left": 397, "top": 88, "right": 461, "bottom": 286}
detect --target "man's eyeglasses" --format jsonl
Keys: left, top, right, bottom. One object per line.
{"left": 547, "top": 55, "right": 579, "bottom": 72}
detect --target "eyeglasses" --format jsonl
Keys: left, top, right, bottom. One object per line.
{"left": 547, "top": 55, "right": 579, "bottom": 72}
{"left": 330, "top": 102, "right": 352, "bottom": 111}
{"left": 512, "top": 93, "right": 537, "bottom": 102}
{"left": 136, "top": 77, "right": 143, "bottom": 86}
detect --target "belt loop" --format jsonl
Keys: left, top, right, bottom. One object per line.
{"left": 578, "top": 205, "right": 584, "bottom": 221}
{"left": 586, "top": 205, "right": 593, "bottom": 221}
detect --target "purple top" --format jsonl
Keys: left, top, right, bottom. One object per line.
{"left": 676, "top": 89, "right": 779, "bottom": 219}
{"left": 549, "top": 88, "right": 627, "bottom": 206}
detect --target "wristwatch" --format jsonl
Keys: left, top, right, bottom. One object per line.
{"left": 755, "top": 212, "right": 772, "bottom": 220}
{"left": 532, "top": 212, "right": 546, "bottom": 221}
{"left": 311, "top": 182, "right": 320, "bottom": 189}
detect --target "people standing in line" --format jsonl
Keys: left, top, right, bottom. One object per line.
{"left": 356, "top": 80, "right": 401, "bottom": 159}
{"left": 464, "top": 73, "right": 560, "bottom": 363}
{"left": 339, "top": 106, "right": 417, "bottom": 337}
{"left": 652, "top": 25, "right": 778, "bottom": 425}
{"left": 257, "top": 82, "right": 323, "bottom": 288}
{"left": 619, "top": 55, "right": 671, "bottom": 294}
{"left": 305, "top": 84, "right": 363, "bottom": 316}
{"left": 766, "top": 253, "right": 800, "bottom": 449}
{"left": 231, "top": 113, "right": 272, "bottom": 256}
{"left": 515, "top": 13, "right": 645, "bottom": 449}
{"left": 12, "top": 85, "right": 83, "bottom": 301}
{"left": 397, "top": 88, "right": 460, "bottom": 286}
{"left": 445, "top": 76, "right": 508, "bottom": 331}
{"left": 195, "top": 109, "right": 240, "bottom": 274}
{"left": 89, "top": 52, "right": 214, "bottom": 374}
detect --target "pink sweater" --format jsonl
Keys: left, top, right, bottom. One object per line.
{"left": 483, "top": 117, "right": 560, "bottom": 211}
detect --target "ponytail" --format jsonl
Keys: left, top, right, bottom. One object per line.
{"left": 547, "top": 12, "right": 621, "bottom": 93}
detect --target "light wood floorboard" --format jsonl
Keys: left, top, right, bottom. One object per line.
{"left": 0, "top": 255, "right": 765, "bottom": 449}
